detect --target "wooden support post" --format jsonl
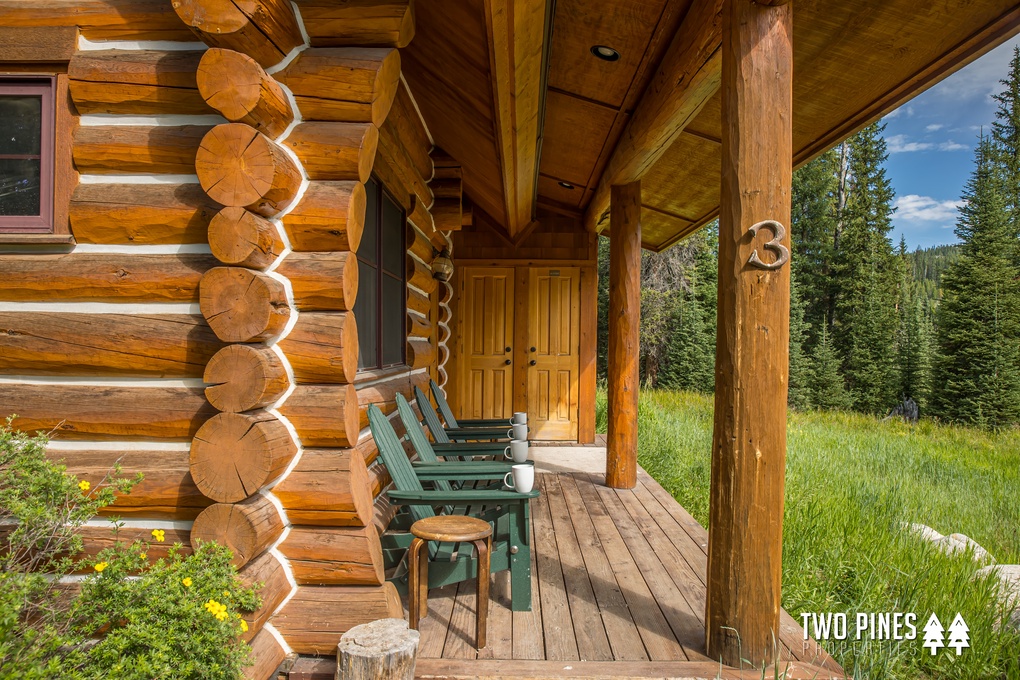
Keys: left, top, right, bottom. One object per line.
{"left": 605, "top": 182, "right": 641, "bottom": 490}
{"left": 705, "top": 0, "right": 793, "bottom": 668}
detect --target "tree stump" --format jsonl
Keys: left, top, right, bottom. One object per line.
{"left": 337, "top": 618, "right": 418, "bottom": 680}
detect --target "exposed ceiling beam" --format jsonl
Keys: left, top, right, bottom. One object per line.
{"left": 483, "top": 0, "right": 550, "bottom": 238}
{"left": 584, "top": 0, "right": 723, "bottom": 233}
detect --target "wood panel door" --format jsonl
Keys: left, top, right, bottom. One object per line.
{"left": 455, "top": 267, "right": 515, "bottom": 420}
{"left": 527, "top": 267, "right": 580, "bottom": 440}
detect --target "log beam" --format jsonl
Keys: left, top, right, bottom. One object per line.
{"left": 172, "top": 0, "right": 303, "bottom": 69}
{"left": 68, "top": 49, "right": 211, "bottom": 115}
{"left": 282, "top": 122, "right": 379, "bottom": 183}
{"left": 294, "top": 1, "right": 415, "bottom": 48}
{"left": 605, "top": 182, "right": 641, "bottom": 490}
{"left": 278, "top": 384, "right": 360, "bottom": 447}
{"left": 275, "top": 252, "right": 359, "bottom": 311}
{"left": 584, "top": 0, "right": 723, "bottom": 233}
{"left": 269, "top": 583, "right": 403, "bottom": 655}
{"left": 275, "top": 48, "right": 400, "bottom": 126}
{"left": 277, "top": 312, "right": 359, "bottom": 384}
{"left": 190, "top": 495, "right": 285, "bottom": 568}
{"left": 482, "top": 0, "right": 547, "bottom": 238}
{"left": 278, "top": 525, "right": 384, "bottom": 585}
{"left": 271, "top": 448, "right": 372, "bottom": 526}
{"left": 282, "top": 181, "right": 366, "bottom": 252}
{"left": 196, "top": 48, "right": 294, "bottom": 138}
{"left": 705, "top": 0, "right": 793, "bottom": 668}
{"left": 69, "top": 183, "right": 219, "bottom": 245}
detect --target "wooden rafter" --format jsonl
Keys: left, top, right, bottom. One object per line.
{"left": 482, "top": 0, "right": 550, "bottom": 238}
{"left": 584, "top": 0, "right": 723, "bottom": 233}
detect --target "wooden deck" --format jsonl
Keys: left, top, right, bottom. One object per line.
{"left": 289, "top": 455, "right": 845, "bottom": 680}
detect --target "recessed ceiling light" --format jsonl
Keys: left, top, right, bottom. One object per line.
{"left": 590, "top": 45, "right": 620, "bottom": 62}
{"left": 558, "top": 181, "right": 575, "bottom": 190}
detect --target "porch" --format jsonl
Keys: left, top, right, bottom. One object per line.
{"left": 292, "top": 445, "right": 844, "bottom": 680}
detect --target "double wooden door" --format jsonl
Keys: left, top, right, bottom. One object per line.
{"left": 454, "top": 266, "right": 580, "bottom": 440}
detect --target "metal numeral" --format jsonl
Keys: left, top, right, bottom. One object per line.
{"left": 747, "top": 220, "right": 790, "bottom": 270}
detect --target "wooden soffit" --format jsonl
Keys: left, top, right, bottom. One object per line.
{"left": 558, "top": 0, "right": 1020, "bottom": 251}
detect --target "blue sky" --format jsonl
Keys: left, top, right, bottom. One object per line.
{"left": 883, "top": 35, "right": 1020, "bottom": 249}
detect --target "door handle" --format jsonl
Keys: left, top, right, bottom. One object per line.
{"left": 505, "top": 346, "right": 511, "bottom": 353}
{"left": 529, "top": 360, "right": 537, "bottom": 366}
{"left": 505, "top": 359, "right": 512, "bottom": 365}
{"left": 530, "top": 346, "right": 536, "bottom": 352}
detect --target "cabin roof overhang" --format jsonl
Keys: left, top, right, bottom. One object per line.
{"left": 402, "top": 0, "right": 1020, "bottom": 250}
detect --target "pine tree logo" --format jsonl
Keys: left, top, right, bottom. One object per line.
{"left": 922, "top": 613, "right": 945, "bottom": 655}
{"left": 947, "top": 613, "right": 970, "bottom": 655}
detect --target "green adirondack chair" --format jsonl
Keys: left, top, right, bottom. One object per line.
{"left": 413, "top": 387, "right": 511, "bottom": 453}
{"left": 426, "top": 377, "right": 514, "bottom": 442}
{"left": 430, "top": 377, "right": 514, "bottom": 430}
{"left": 368, "top": 403, "right": 537, "bottom": 612}
{"left": 397, "top": 393, "right": 526, "bottom": 479}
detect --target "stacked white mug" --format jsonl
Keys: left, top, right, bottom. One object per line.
{"left": 503, "top": 412, "right": 532, "bottom": 490}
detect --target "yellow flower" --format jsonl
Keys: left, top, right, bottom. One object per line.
{"left": 182, "top": 577, "right": 192, "bottom": 587}
{"left": 223, "top": 590, "right": 230, "bottom": 597}
{"left": 239, "top": 619, "right": 249, "bottom": 633}
{"left": 94, "top": 562, "right": 108, "bottom": 573}
{"left": 151, "top": 529, "right": 165, "bottom": 543}
{"left": 78, "top": 480, "right": 91, "bottom": 492}
{"left": 139, "top": 553, "right": 147, "bottom": 560}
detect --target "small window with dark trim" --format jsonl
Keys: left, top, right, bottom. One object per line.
{"left": 355, "top": 177, "right": 407, "bottom": 370}
{"left": 0, "top": 77, "right": 54, "bottom": 233}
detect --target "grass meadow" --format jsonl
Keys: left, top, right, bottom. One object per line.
{"left": 595, "top": 389, "right": 1020, "bottom": 679}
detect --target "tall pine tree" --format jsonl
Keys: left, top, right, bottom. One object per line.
{"left": 896, "top": 238, "right": 934, "bottom": 412}
{"left": 991, "top": 46, "right": 1020, "bottom": 244}
{"left": 791, "top": 149, "right": 839, "bottom": 334}
{"left": 932, "top": 137, "right": 1020, "bottom": 428}
{"left": 832, "top": 123, "right": 902, "bottom": 414}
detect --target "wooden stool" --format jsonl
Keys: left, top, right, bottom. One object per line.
{"left": 407, "top": 515, "right": 492, "bottom": 648}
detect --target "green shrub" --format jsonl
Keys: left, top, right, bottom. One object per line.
{"left": 0, "top": 420, "right": 261, "bottom": 680}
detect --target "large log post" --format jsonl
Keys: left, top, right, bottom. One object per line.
{"left": 705, "top": 0, "right": 793, "bottom": 668}
{"left": 605, "top": 182, "right": 641, "bottom": 490}
{"left": 282, "top": 181, "right": 366, "bottom": 252}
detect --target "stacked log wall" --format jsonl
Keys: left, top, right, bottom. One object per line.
{"left": 0, "top": 0, "right": 440, "bottom": 676}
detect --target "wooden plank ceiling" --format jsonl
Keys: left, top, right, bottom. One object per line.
{"left": 403, "top": 0, "right": 1020, "bottom": 251}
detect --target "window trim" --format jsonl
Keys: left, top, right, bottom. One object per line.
{"left": 357, "top": 176, "right": 407, "bottom": 372}
{"left": 0, "top": 77, "right": 55, "bottom": 232}
{"left": 0, "top": 71, "right": 74, "bottom": 245}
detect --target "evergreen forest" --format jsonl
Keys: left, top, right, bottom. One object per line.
{"left": 596, "top": 49, "right": 1020, "bottom": 430}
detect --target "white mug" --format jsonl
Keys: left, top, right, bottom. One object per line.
{"left": 503, "top": 439, "right": 529, "bottom": 463}
{"left": 507, "top": 423, "right": 528, "bottom": 440}
{"left": 503, "top": 464, "right": 535, "bottom": 493}
{"left": 511, "top": 412, "right": 528, "bottom": 425}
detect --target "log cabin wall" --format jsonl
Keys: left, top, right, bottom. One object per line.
{"left": 0, "top": 1, "right": 442, "bottom": 677}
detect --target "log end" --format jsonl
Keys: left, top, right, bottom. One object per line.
{"left": 199, "top": 266, "right": 291, "bottom": 342}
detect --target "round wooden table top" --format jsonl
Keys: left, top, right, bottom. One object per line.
{"left": 410, "top": 515, "right": 492, "bottom": 542}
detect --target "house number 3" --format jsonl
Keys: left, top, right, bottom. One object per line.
{"left": 747, "top": 220, "right": 790, "bottom": 270}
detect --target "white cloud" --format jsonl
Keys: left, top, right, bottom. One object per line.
{"left": 894, "top": 195, "right": 966, "bottom": 223}
{"left": 887, "top": 134, "right": 933, "bottom": 153}
{"left": 932, "top": 35, "right": 1020, "bottom": 102}
{"left": 926, "top": 124, "right": 945, "bottom": 132}
{"left": 938, "top": 140, "right": 968, "bottom": 151}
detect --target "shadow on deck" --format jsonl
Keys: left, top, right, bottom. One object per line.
{"left": 292, "top": 444, "right": 845, "bottom": 680}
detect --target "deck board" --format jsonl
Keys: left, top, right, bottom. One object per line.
{"left": 402, "top": 464, "right": 844, "bottom": 678}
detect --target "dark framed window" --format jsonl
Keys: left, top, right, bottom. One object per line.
{"left": 0, "top": 78, "right": 55, "bottom": 233}
{"left": 355, "top": 177, "right": 406, "bottom": 370}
